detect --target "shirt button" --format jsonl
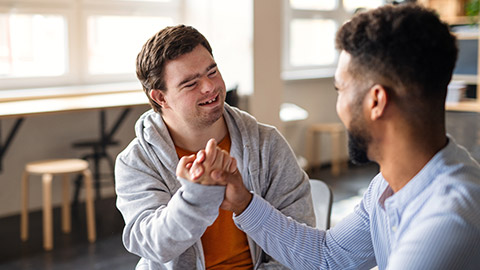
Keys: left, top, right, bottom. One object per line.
{"left": 392, "top": 226, "right": 397, "bottom": 232}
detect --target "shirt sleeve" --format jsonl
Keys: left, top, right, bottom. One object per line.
{"left": 251, "top": 128, "right": 316, "bottom": 268}
{"left": 234, "top": 194, "right": 376, "bottom": 270}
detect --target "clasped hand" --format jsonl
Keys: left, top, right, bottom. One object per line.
{"left": 176, "top": 139, "right": 253, "bottom": 214}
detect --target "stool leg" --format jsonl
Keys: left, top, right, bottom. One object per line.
{"left": 83, "top": 169, "right": 96, "bottom": 243}
{"left": 62, "top": 174, "right": 71, "bottom": 233}
{"left": 42, "top": 173, "right": 53, "bottom": 251}
{"left": 20, "top": 171, "right": 29, "bottom": 241}
{"left": 331, "top": 131, "right": 341, "bottom": 176}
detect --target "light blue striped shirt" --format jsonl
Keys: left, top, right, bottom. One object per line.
{"left": 234, "top": 137, "right": 480, "bottom": 269}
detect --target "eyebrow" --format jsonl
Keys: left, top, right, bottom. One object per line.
{"left": 177, "top": 63, "right": 218, "bottom": 88}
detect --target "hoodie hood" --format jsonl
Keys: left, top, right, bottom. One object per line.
{"left": 133, "top": 104, "right": 265, "bottom": 190}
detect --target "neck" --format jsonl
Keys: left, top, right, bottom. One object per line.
{"left": 375, "top": 125, "right": 447, "bottom": 193}
{"left": 164, "top": 116, "right": 228, "bottom": 152}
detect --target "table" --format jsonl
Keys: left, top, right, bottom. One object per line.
{"left": 0, "top": 82, "right": 149, "bottom": 171}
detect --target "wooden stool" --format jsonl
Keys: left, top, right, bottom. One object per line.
{"left": 306, "top": 123, "right": 348, "bottom": 176}
{"left": 20, "top": 159, "right": 96, "bottom": 251}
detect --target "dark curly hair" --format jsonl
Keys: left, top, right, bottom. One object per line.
{"left": 136, "top": 25, "right": 213, "bottom": 113}
{"left": 336, "top": 4, "right": 458, "bottom": 122}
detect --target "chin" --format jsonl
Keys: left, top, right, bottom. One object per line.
{"left": 200, "top": 108, "right": 224, "bottom": 127}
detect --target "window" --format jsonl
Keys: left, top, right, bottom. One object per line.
{"left": 0, "top": 0, "right": 253, "bottom": 95}
{"left": 184, "top": 0, "right": 253, "bottom": 95}
{"left": 0, "top": 13, "right": 67, "bottom": 78}
{"left": 86, "top": 15, "right": 173, "bottom": 75}
{"left": 283, "top": 0, "right": 384, "bottom": 80}
{"left": 0, "top": 0, "right": 180, "bottom": 90}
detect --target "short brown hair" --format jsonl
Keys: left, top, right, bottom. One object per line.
{"left": 136, "top": 25, "right": 213, "bottom": 113}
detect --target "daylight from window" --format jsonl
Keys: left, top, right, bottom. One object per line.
{"left": 87, "top": 15, "right": 173, "bottom": 75}
{"left": 0, "top": 13, "right": 67, "bottom": 78}
{"left": 290, "top": 19, "right": 336, "bottom": 67}
{"left": 286, "top": 0, "right": 384, "bottom": 73}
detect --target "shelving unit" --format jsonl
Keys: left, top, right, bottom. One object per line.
{"left": 419, "top": 0, "right": 480, "bottom": 111}
{"left": 453, "top": 29, "right": 479, "bottom": 94}
{"left": 452, "top": 32, "right": 478, "bottom": 84}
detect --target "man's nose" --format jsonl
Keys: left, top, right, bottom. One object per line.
{"left": 200, "top": 77, "right": 215, "bottom": 94}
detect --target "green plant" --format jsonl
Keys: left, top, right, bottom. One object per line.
{"left": 466, "top": 0, "right": 479, "bottom": 24}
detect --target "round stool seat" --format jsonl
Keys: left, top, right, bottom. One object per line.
{"left": 26, "top": 159, "right": 89, "bottom": 174}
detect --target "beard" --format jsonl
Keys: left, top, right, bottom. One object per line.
{"left": 198, "top": 104, "right": 224, "bottom": 127}
{"left": 194, "top": 91, "right": 226, "bottom": 128}
{"left": 347, "top": 117, "right": 372, "bottom": 165}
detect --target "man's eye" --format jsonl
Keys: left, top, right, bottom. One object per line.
{"left": 208, "top": 70, "right": 217, "bottom": 77}
{"left": 185, "top": 82, "right": 196, "bottom": 88}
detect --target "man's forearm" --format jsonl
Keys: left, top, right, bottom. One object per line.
{"left": 234, "top": 194, "right": 328, "bottom": 270}
{"left": 121, "top": 177, "right": 225, "bottom": 263}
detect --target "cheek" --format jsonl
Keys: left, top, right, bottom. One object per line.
{"left": 336, "top": 95, "right": 349, "bottom": 125}
{"left": 215, "top": 74, "right": 226, "bottom": 90}
{"left": 171, "top": 93, "right": 192, "bottom": 108}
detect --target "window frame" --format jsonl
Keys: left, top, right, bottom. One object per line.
{"left": 0, "top": 0, "right": 181, "bottom": 90}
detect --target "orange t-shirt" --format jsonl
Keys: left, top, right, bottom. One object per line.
{"left": 175, "top": 135, "right": 253, "bottom": 270}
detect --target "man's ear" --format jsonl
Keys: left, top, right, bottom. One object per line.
{"left": 367, "top": 84, "right": 388, "bottom": 121}
{"left": 150, "top": 89, "right": 167, "bottom": 108}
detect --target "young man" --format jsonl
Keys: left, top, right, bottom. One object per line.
{"left": 114, "top": 25, "right": 314, "bottom": 269}
{"left": 179, "top": 4, "right": 480, "bottom": 270}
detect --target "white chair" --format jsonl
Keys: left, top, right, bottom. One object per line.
{"left": 309, "top": 179, "right": 333, "bottom": 230}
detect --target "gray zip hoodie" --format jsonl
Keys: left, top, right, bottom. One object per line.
{"left": 115, "top": 104, "right": 315, "bottom": 269}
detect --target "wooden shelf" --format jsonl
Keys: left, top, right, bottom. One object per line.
{"left": 446, "top": 99, "right": 480, "bottom": 112}
{"left": 452, "top": 75, "right": 477, "bottom": 84}
{"left": 445, "top": 16, "right": 475, "bottom": 25}
{"left": 454, "top": 32, "right": 479, "bottom": 40}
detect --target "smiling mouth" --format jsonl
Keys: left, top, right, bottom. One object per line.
{"left": 199, "top": 95, "right": 218, "bottom": 106}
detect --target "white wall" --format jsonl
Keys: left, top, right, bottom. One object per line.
{"left": 250, "top": 0, "right": 284, "bottom": 130}
{"left": 283, "top": 78, "right": 348, "bottom": 164}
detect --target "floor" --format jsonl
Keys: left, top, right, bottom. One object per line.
{"left": 0, "top": 197, "right": 139, "bottom": 270}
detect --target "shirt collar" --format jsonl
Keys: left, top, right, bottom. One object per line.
{"left": 380, "top": 135, "right": 455, "bottom": 211}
